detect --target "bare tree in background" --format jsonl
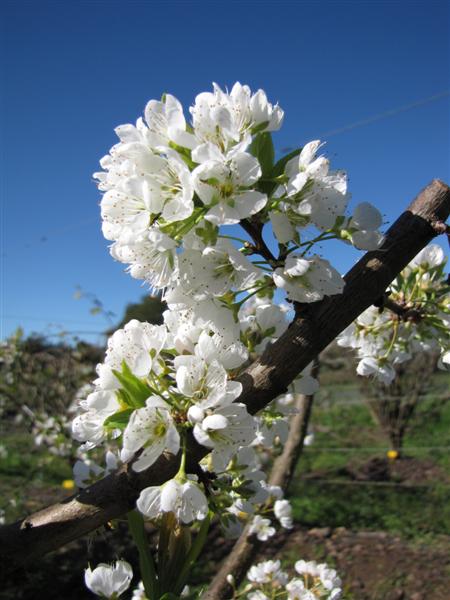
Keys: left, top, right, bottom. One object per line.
{"left": 363, "top": 353, "right": 441, "bottom": 455}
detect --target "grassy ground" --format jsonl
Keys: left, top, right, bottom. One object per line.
{"left": 289, "top": 372, "right": 450, "bottom": 540}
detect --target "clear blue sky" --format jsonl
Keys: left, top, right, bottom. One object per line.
{"left": 2, "top": 0, "right": 449, "bottom": 343}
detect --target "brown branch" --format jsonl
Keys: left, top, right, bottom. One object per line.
{"left": 1, "top": 179, "right": 449, "bottom": 573}
{"left": 240, "top": 218, "right": 278, "bottom": 265}
{"left": 373, "top": 295, "right": 423, "bottom": 322}
{"left": 203, "top": 365, "right": 318, "bottom": 600}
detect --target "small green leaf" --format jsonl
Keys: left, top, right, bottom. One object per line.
{"left": 249, "top": 132, "right": 275, "bottom": 177}
{"left": 112, "top": 361, "right": 152, "bottom": 408}
{"left": 103, "top": 408, "right": 134, "bottom": 430}
{"left": 251, "top": 120, "right": 270, "bottom": 135}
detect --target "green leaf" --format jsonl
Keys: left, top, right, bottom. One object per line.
{"left": 173, "top": 513, "right": 211, "bottom": 595}
{"left": 103, "top": 408, "right": 134, "bottom": 430}
{"left": 271, "top": 146, "right": 303, "bottom": 179}
{"left": 251, "top": 120, "right": 270, "bottom": 135}
{"left": 127, "top": 510, "right": 159, "bottom": 599}
{"left": 112, "top": 360, "right": 152, "bottom": 408}
{"left": 249, "top": 132, "right": 275, "bottom": 177}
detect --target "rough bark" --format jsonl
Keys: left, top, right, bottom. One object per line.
{"left": 1, "top": 179, "right": 449, "bottom": 573}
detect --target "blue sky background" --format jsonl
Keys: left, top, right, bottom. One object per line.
{"left": 2, "top": 0, "right": 449, "bottom": 344}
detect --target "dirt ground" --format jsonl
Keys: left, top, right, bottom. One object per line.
{"left": 280, "top": 526, "right": 450, "bottom": 600}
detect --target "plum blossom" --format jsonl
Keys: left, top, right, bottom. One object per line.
{"left": 193, "top": 403, "right": 257, "bottom": 470}
{"left": 95, "top": 319, "right": 167, "bottom": 390}
{"left": 121, "top": 397, "right": 179, "bottom": 471}
{"left": 178, "top": 241, "right": 263, "bottom": 298}
{"left": 276, "top": 140, "right": 350, "bottom": 231}
{"left": 84, "top": 560, "right": 133, "bottom": 598}
{"left": 273, "top": 254, "right": 344, "bottom": 303}
{"left": 192, "top": 146, "right": 267, "bottom": 225}
{"left": 137, "top": 477, "right": 208, "bottom": 524}
{"left": 174, "top": 355, "right": 242, "bottom": 411}
{"left": 72, "top": 391, "right": 121, "bottom": 450}
{"left": 190, "top": 82, "right": 283, "bottom": 152}
{"left": 248, "top": 515, "right": 276, "bottom": 541}
{"left": 247, "top": 560, "right": 287, "bottom": 585}
{"left": 274, "top": 499, "right": 294, "bottom": 529}
{"left": 110, "top": 228, "right": 178, "bottom": 289}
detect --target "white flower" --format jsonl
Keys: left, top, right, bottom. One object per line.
{"left": 84, "top": 560, "right": 133, "bottom": 598}
{"left": 72, "top": 391, "right": 121, "bottom": 450}
{"left": 351, "top": 202, "right": 383, "bottom": 231}
{"left": 190, "top": 82, "right": 283, "bottom": 151}
{"left": 174, "top": 355, "right": 242, "bottom": 411}
{"left": 274, "top": 255, "right": 344, "bottom": 303}
{"left": 248, "top": 515, "right": 276, "bottom": 541}
{"left": 163, "top": 291, "right": 248, "bottom": 368}
{"left": 344, "top": 202, "right": 384, "bottom": 250}
{"left": 285, "top": 578, "right": 306, "bottom": 599}
{"left": 144, "top": 93, "right": 196, "bottom": 149}
{"left": 110, "top": 228, "right": 177, "bottom": 289}
{"left": 356, "top": 356, "right": 395, "bottom": 384}
{"left": 270, "top": 210, "right": 297, "bottom": 244}
{"left": 195, "top": 329, "right": 248, "bottom": 370}
{"left": 73, "top": 451, "right": 118, "bottom": 488}
{"left": 239, "top": 297, "right": 288, "bottom": 352}
{"left": 247, "top": 559, "right": 286, "bottom": 584}
{"left": 318, "top": 565, "right": 342, "bottom": 593}
{"left": 295, "top": 560, "right": 320, "bottom": 577}
{"left": 121, "top": 397, "right": 180, "bottom": 471}
{"left": 131, "top": 581, "right": 147, "bottom": 600}
{"left": 178, "top": 241, "right": 263, "bottom": 298}
{"left": 103, "top": 151, "right": 194, "bottom": 228}
{"left": 96, "top": 320, "right": 167, "bottom": 390}
{"left": 192, "top": 149, "right": 267, "bottom": 225}
{"left": 137, "top": 478, "right": 208, "bottom": 523}
{"left": 410, "top": 243, "right": 445, "bottom": 268}
{"left": 193, "top": 403, "right": 257, "bottom": 470}
{"left": 248, "top": 592, "right": 270, "bottom": 600}
{"left": 274, "top": 499, "right": 294, "bottom": 529}
{"left": 277, "top": 140, "right": 349, "bottom": 231}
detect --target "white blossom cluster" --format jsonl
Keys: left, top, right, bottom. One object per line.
{"left": 338, "top": 244, "right": 449, "bottom": 384}
{"left": 94, "top": 82, "right": 384, "bottom": 304}
{"left": 26, "top": 409, "right": 73, "bottom": 458}
{"left": 71, "top": 299, "right": 302, "bottom": 530}
{"left": 74, "top": 82, "right": 392, "bottom": 595}
{"left": 71, "top": 82, "right": 389, "bottom": 546}
{"left": 232, "top": 559, "right": 341, "bottom": 599}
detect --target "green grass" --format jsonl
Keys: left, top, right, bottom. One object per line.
{"left": 0, "top": 429, "right": 72, "bottom": 521}
{"left": 290, "top": 480, "right": 450, "bottom": 539}
{"left": 288, "top": 372, "right": 450, "bottom": 541}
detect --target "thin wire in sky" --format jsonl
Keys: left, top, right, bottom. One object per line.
{"left": 319, "top": 90, "right": 450, "bottom": 138}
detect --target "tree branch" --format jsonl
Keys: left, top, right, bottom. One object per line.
{"left": 373, "top": 295, "right": 423, "bottom": 322}
{"left": 1, "top": 179, "right": 449, "bottom": 572}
